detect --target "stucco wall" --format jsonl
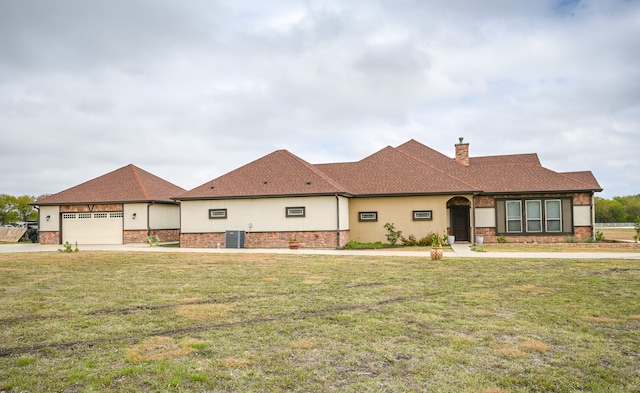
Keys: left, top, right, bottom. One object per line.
{"left": 123, "top": 203, "right": 180, "bottom": 230}
{"left": 180, "top": 196, "right": 349, "bottom": 234}
{"left": 348, "top": 195, "right": 469, "bottom": 243}
{"left": 39, "top": 206, "right": 60, "bottom": 232}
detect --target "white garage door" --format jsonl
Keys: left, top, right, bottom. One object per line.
{"left": 62, "top": 212, "right": 123, "bottom": 245}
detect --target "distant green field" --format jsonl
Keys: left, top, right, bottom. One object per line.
{"left": 1, "top": 252, "right": 639, "bottom": 392}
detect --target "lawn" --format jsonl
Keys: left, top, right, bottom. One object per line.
{"left": 1, "top": 252, "right": 639, "bottom": 392}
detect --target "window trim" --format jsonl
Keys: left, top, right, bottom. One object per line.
{"left": 358, "top": 211, "right": 378, "bottom": 222}
{"left": 412, "top": 210, "right": 433, "bottom": 221}
{"left": 208, "top": 209, "right": 227, "bottom": 219}
{"left": 525, "top": 200, "right": 542, "bottom": 233}
{"left": 545, "top": 199, "right": 562, "bottom": 232}
{"left": 286, "top": 207, "right": 306, "bottom": 218}
{"left": 506, "top": 200, "right": 523, "bottom": 233}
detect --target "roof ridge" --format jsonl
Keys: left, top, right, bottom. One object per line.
{"left": 129, "top": 164, "right": 150, "bottom": 200}
{"left": 394, "top": 145, "right": 481, "bottom": 191}
{"left": 280, "top": 150, "right": 349, "bottom": 192}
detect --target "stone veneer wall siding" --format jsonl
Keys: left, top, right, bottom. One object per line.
{"left": 60, "top": 204, "right": 124, "bottom": 212}
{"left": 181, "top": 231, "right": 350, "bottom": 249}
{"left": 39, "top": 231, "right": 60, "bottom": 244}
{"left": 124, "top": 229, "right": 180, "bottom": 244}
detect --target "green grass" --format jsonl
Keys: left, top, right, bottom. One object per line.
{"left": 1, "top": 252, "right": 639, "bottom": 392}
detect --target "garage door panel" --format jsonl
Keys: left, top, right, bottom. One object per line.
{"left": 62, "top": 212, "right": 123, "bottom": 245}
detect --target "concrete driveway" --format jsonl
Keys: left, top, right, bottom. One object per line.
{"left": 1, "top": 242, "right": 639, "bottom": 259}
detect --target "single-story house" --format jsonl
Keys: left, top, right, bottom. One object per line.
{"left": 34, "top": 164, "right": 184, "bottom": 245}
{"left": 175, "top": 138, "right": 602, "bottom": 248}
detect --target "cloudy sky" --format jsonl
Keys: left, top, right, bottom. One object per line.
{"left": 1, "top": 0, "right": 638, "bottom": 199}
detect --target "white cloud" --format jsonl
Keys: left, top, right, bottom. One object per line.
{"left": 0, "top": 0, "right": 638, "bottom": 198}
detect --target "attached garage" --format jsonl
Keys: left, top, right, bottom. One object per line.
{"left": 34, "top": 164, "right": 185, "bottom": 245}
{"left": 61, "top": 212, "right": 123, "bottom": 245}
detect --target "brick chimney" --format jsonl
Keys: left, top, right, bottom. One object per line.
{"left": 455, "top": 137, "right": 469, "bottom": 166}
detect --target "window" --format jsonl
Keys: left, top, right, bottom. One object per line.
{"left": 110, "top": 212, "right": 123, "bottom": 218}
{"left": 94, "top": 213, "right": 108, "bottom": 218}
{"left": 209, "top": 209, "right": 227, "bottom": 219}
{"left": 498, "top": 198, "right": 570, "bottom": 235}
{"left": 359, "top": 211, "right": 378, "bottom": 222}
{"left": 413, "top": 210, "right": 432, "bottom": 221}
{"left": 79, "top": 213, "right": 92, "bottom": 219}
{"left": 506, "top": 201, "right": 522, "bottom": 233}
{"left": 525, "top": 200, "right": 542, "bottom": 232}
{"left": 546, "top": 200, "right": 562, "bottom": 232}
{"left": 286, "top": 207, "right": 305, "bottom": 217}
{"left": 62, "top": 213, "right": 76, "bottom": 219}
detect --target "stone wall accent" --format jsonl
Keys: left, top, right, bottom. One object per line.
{"left": 124, "top": 230, "right": 148, "bottom": 244}
{"left": 181, "top": 230, "right": 350, "bottom": 249}
{"left": 180, "top": 233, "right": 226, "bottom": 248}
{"left": 573, "top": 193, "right": 592, "bottom": 206}
{"left": 39, "top": 231, "right": 60, "bottom": 244}
{"left": 125, "top": 229, "right": 180, "bottom": 244}
{"left": 61, "top": 204, "right": 124, "bottom": 213}
{"left": 474, "top": 196, "right": 495, "bottom": 208}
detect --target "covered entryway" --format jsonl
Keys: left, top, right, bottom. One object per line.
{"left": 447, "top": 197, "right": 470, "bottom": 242}
{"left": 61, "top": 212, "right": 123, "bottom": 244}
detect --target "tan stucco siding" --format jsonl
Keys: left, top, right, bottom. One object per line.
{"left": 149, "top": 204, "right": 180, "bottom": 229}
{"left": 39, "top": 205, "right": 60, "bottom": 231}
{"left": 475, "top": 207, "right": 496, "bottom": 227}
{"left": 573, "top": 205, "right": 592, "bottom": 226}
{"left": 181, "top": 196, "right": 349, "bottom": 233}
{"left": 349, "top": 195, "right": 462, "bottom": 243}
{"left": 123, "top": 203, "right": 147, "bottom": 230}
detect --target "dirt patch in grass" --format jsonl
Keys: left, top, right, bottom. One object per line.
{"left": 519, "top": 339, "right": 549, "bottom": 353}
{"left": 126, "top": 336, "right": 198, "bottom": 362}
{"left": 290, "top": 339, "right": 316, "bottom": 349}
{"left": 178, "top": 303, "right": 235, "bottom": 321}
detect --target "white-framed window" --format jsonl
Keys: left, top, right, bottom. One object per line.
{"left": 545, "top": 200, "right": 562, "bottom": 232}
{"left": 359, "top": 211, "right": 378, "bottom": 222}
{"left": 110, "top": 212, "right": 124, "bottom": 218}
{"left": 506, "top": 201, "right": 522, "bottom": 233}
{"left": 94, "top": 213, "right": 108, "bottom": 219}
{"left": 286, "top": 207, "right": 305, "bottom": 217}
{"left": 209, "top": 209, "right": 227, "bottom": 219}
{"left": 413, "top": 210, "right": 432, "bottom": 221}
{"left": 62, "top": 213, "right": 76, "bottom": 219}
{"left": 78, "top": 213, "right": 92, "bottom": 219}
{"left": 525, "top": 200, "right": 542, "bottom": 232}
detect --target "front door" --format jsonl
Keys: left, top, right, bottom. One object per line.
{"left": 450, "top": 206, "right": 470, "bottom": 242}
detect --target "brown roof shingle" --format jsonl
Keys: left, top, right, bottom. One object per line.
{"left": 34, "top": 164, "right": 185, "bottom": 205}
{"left": 178, "top": 139, "right": 602, "bottom": 200}
{"left": 176, "top": 150, "right": 348, "bottom": 200}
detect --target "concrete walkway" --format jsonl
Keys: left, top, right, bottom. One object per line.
{"left": 1, "top": 242, "right": 639, "bottom": 259}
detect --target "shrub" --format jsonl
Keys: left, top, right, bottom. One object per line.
{"left": 418, "top": 234, "right": 434, "bottom": 246}
{"left": 383, "top": 223, "right": 402, "bottom": 246}
{"left": 497, "top": 235, "right": 508, "bottom": 243}
{"left": 595, "top": 230, "right": 605, "bottom": 242}
{"left": 401, "top": 234, "right": 418, "bottom": 246}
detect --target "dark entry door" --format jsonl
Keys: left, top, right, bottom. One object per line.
{"left": 451, "top": 206, "right": 470, "bottom": 242}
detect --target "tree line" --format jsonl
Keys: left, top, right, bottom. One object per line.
{"left": 0, "top": 194, "right": 38, "bottom": 225}
{"left": 595, "top": 194, "right": 640, "bottom": 223}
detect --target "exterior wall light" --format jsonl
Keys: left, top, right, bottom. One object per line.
{"left": 46, "top": 215, "right": 51, "bottom": 221}
{"left": 132, "top": 213, "right": 137, "bottom": 219}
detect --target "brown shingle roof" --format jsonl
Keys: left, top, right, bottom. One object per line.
{"left": 177, "top": 150, "right": 348, "bottom": 200}
{"left": 34, "top": 164, "right": 185, "bottom": 205}
{"left": 397, "top": 139, "right": 601, "bottom": 194}
{"left": 317, "top": 146, "right": 479, "bottom": 195}
{"left": 178, "top": 139, "right": 601, "bottom": 199}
